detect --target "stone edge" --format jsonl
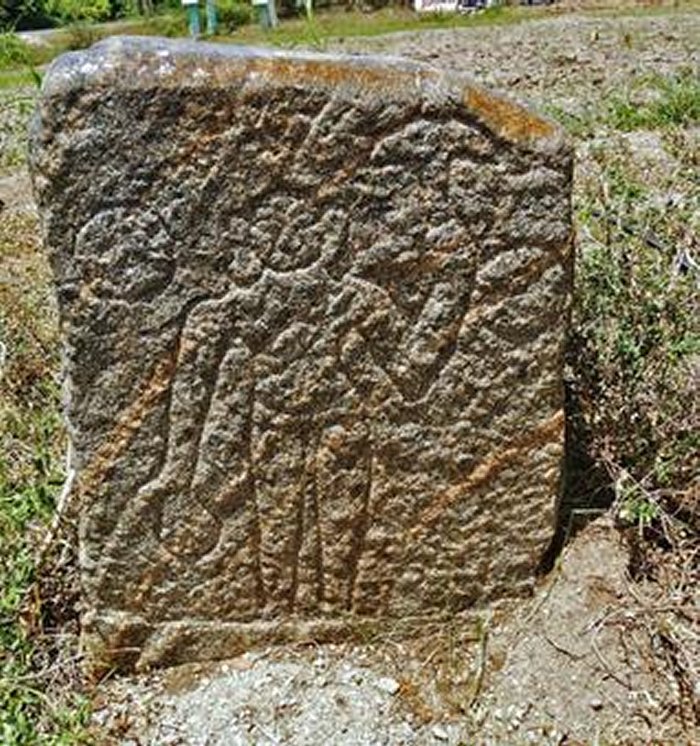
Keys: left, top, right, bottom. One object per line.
{"left": 82, "top": 604, "right": 516, "bottom": 675}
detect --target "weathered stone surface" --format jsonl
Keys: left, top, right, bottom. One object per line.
{"left": 30, "top": 37, "right": 572, "bottom": 672}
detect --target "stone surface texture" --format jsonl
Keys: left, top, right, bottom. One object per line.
{"left": 30, "top": 37, "right": 572, "bottom": 672}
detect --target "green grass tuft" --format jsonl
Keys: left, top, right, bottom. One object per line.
{"left": 605, "top": 70, "right": 700, "bottom": 130}
{"left": 225, "top": 5, "right": 527, "bottom": 48}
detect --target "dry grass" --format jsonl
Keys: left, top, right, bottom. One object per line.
{"left": 567, "top": 113, "right": 699, "bottom": 742}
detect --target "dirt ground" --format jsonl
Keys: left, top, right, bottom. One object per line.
{"left": 331, "top": 8, "right": 698, "bottom": 117}
{"left": 2, "top": 7, "right": 698, "bottom": 745}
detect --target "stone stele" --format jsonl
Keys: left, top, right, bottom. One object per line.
{"left": 30, "top": 37, "right": 572, "bottom": 673}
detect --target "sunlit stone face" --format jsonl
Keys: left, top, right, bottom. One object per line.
{"left": 30, "top": 37, "right": 572, "bottom": 672}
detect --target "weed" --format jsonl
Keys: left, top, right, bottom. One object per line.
{"left": 224, "top": 5, "right": 530, "bottom": 48}
{"left": 296, "top": 4, "right": 327, "bottom": 52}
{"left": 0, "top": 5, "right": 549, "bottom": 72}
{"left": 616, "top": 472, "right": 660, "bottom": 533}
{"left": 548, "top": 70, "right": 700, "bottom": 140}
{"left": 0, "top": 32, "right": 32, "bottom": 68}
{"left": 63, "top": 22, "right": 102, "bottom": 51}
{"left": 568, "top": 123, "right": 698, "bottom": 737}
{"left": 572, "top": 136, "right": 699, "bottom": 515}
{"left": 216, "top": 0, "right": 253, "bottom": 33}
{"left": 0, "top": 69, "right": 38, "bottom": 88}
{"left": 0, "top": 32, "right": 42, "bottom": 93}
{"left": 43, "top": 0, "right": 111, "bottom": 25}
{"left": 605, "top": 71, "right": 700, "bottom": 130}
{"left": 125, "top": 11, "right": 187, "bottom": 38}
{"left": 544, "top": 104, "right": 597, "bottom": 139}
{"left": 0, "top": 213, "right": 92, "bottom": 744}
{"left": 0, "top": 85, "right": 37, "bottom": 172}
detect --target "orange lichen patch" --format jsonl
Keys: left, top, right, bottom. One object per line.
{"left": 238, "top": 58, "right": 557, "bottom": 147}
{"left": 175, "top": 54, "right": 434, "bottom": 98}
{"left": 243, "top": 57, "right": 438, "bottom": 96}
{"left": 245, "top": 59, "right": 557, "bottom": 147}
{"left": 84, "top": 47, "right": 561, "bottom": 148}
{"left": 411, "top": 409, "right": 565, "bottom": 535}
{"left": 463, "top": 86, "right": 556, "bottom": 144}
{"left": 76, "top": 346, "right": 183, "bottom": 502}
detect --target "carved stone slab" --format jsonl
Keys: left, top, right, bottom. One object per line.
{"left": 30, "top": 37, "right": 572, "bottom": 672}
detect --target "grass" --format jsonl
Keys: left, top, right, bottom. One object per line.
{"left": 572, "top": 125, "right": 699, "bottom": 520}
{"left": 546, "top": 68, "right": 700, "bottom": 138}
{"left": 222, "top": 5, "right": 528, "bottom": 48}
{"left": 1, "top": 3, "right": 697, "bottom": 71}
{"left": 0, "top": 70, "right": 39, "bottom": 89}
{"left": 0, "top": 213, "right": 91, "bottom": 744}
{"left": 0, "top": 88, "right": 37, "bottom": 173}
{"left": 604, "top": 69, "right": 700, "bottom": 131}
{"left": 0, "top": 5, "right": 558, "bottom": 71}
{"left": 558, "top": 83, "right": 699, "bottom": 732}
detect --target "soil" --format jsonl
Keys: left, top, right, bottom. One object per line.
{"left": 330, "top": 9, "right": 699, "bottom": 118}
{"left": 2, "top": 7, "right": 697, "bottom": 745}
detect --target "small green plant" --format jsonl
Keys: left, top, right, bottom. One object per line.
{"left": 217, "top": 0, "right": 253, "bottom": 32}
{"left": 616, "top": 473, "right": 659, "bottom": 534}
{"left": 0, "top": 213, "right": 92, "bottom": 744}
{"left": 0, "top": 33, "right": 42, "bottom": 88}
{"left": 605, "top": 71, "right": 700, "bottom": 130}
{"left": 549, "top": 72, "right": 700, "bottom": 138}
{"left": 147, "top": 12, "right": 188, "bottom": 37}
{"left": 572, "top": 131, "right": 698, "bottom": 543}
{"left": 298, "top": 1, "right": 326, "bottom": 51}
{"left": 0, "top": 32, "right": 32, "bottom": 68}
{"left": 63, "top": 21, "right": 102, "bottom": 50}
{"left": 1, "top": 87, "right": 38, "bottom": 171}
{"left": 545, "top": 104, "right": 597, "bottom": 138}
{"left": 44, "top": 0, "right": 111, "bottom": 24}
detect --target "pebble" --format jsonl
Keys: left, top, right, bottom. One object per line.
{"left": 432, "top": 724, "right": 449, "bottom": 741}
{"left": 376, "top": 676, "right": 401, "bottom": 696}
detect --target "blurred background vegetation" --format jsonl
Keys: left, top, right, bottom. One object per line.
{"left": 2, "top": 0, "right": 406, "bottom": 30}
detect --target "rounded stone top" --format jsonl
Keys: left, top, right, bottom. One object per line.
{"left": 40, "top": 35, "right": 569, "bottom": 155}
